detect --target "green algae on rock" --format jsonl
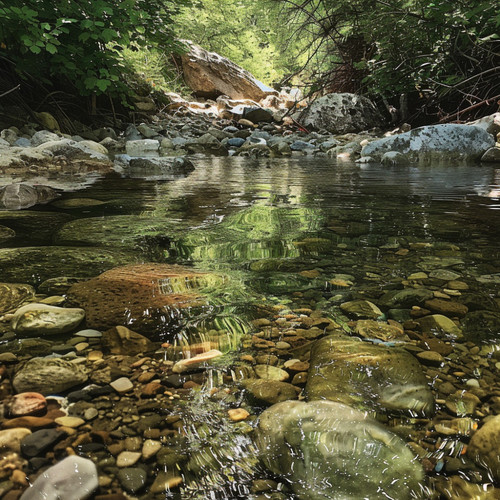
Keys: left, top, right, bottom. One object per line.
{"left": 306, "top": 335, "right": 434, "bottom": 416}
{"left": 256, "top": 400, "right": 425, "bottom": 500}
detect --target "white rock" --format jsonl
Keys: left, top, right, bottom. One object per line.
{"left": 361, "top": 124, "right": 495, "bottom": 163}
{"left": 20, "top": 455, "right": 98, "bottom": 500}
{"left": 172, "top": 349, "right": 223, "bottom": 373}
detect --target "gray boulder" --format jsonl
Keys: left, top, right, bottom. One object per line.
{"left": 34, "top": 138, "right": 109, "bottom": 162}
{"left": 13, "top": 357, "right": 88, "bottom": 395}
{"left": 296, "top": 93, "right": 384, "bottom": 134}
{"left": 125, "top": 139, "right": 159, "bottom": 157}
{"left": 256, "top": 400, "right": 425, "bottom": 500}
{"left": 361, "top": 124, "right": 495, "bottom": 163}
{"left": 306, "top": 335, "right": 434, "bottom": 416}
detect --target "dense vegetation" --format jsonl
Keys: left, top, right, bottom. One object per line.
{"left": 0, "top": 0, "right": 498, "bottom": 124}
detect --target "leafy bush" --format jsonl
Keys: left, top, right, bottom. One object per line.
{"left": 0, "top": 0, "right": 189, "bottom": 96}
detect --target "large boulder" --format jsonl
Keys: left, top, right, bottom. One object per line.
{"left": 256, "top": 400, "right": 425, "bottom": 500}
{"left": 67, "top": 263, "right": 224, "bottom": 336}
{"left": 178, "top": 40, "right": 277, "bottom": 101}
{"left": 296, "top": 93, "right": 384, "bottom": 134}
{"left": 361, "top": 124, "right": 495, "bottom": 163}
{"left": 305, "top": 335, "right": 434, "bottom": 416}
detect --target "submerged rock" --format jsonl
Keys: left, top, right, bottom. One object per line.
{"left": 67, "top": 263, "right": 224, "bottom": 336}
{"left": 0, "top": 246, "right": 137, "bottom": 285}
{"left": 467, "top": 414, "right": 500, "bottom": 482}
{"left": 13, "top": 357, "right": 88, "bottom": 395}
{"left": 11, "top": 303, "right": 85, "bottom": 336}
{"left": 256, "top": 400, "right": 425, "bottom": 500}
{"left": 361, "top": 124, "right": 495, "bottom": 163}
{"left": 0, "top": 283, "right": 35, "bottom": 315}
{"left": 20, "top": 455, "right": 98, "bottom": 500}
{"left": 0, "top": 224, "right": 15, "bottom": 242}
{"left": 306, "top": 335, "right": 434, "bottom": 416}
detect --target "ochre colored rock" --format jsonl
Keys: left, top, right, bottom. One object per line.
{"left": 67, "top": 264, "right": 219, "bottom": 336}
{"left": 178, "top": 40, "right": 277, "bottom": 101}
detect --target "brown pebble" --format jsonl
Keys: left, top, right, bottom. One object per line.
{"left": 228, "top": 408, "right": 250, "bottom": 422}
{"left": 141, "top": 382, "right": 164, "bottom": 397}
{"left": 1, "top": 416, "right": 54, "bottom": 429}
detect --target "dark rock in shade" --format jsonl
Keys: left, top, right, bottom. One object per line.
{"left": 256, "top": 400, "right": 425, "bottom": 500}
{"left": 296, "top": 93, "right": 384, "bottom": 134}
{"left": 20, "top": 429, "right": 65, "bottom": 457}
{"left": 227, "top": 137, "right": 246, "bottom": 148}
{"left": 461, "top": 310, "right": 500, "bottom": 340}
{"left": 306, "top": 335, "right": 434, "bottom": 416}
{"left": 0, "top": 247, "right": 138, "bottom": 285}
{"left": 290, "top": 140, "right": 315, "bottom": 151}
{"left": 242, "top": 107, "right": 274, "bottom": 123}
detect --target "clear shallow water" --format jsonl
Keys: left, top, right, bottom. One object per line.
{"left": 2, "top": 157, "right": 500, "bottom": 498}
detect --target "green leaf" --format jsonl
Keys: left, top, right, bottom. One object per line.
{"left": 45, "top": 43, "right": 57, "bottom": 54}
{"left": 96, "top": 79, "right": 111, "bottom": 91}
{"left": 29, "top": 45, "right": 42, "bottom": 54}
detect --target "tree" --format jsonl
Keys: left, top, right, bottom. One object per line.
{"left": 273, "top": 0, "right": 500, "bottom": 122}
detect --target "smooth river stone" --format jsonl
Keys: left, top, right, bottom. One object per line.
{"left": 306, "top": 335, "right": 434, "bottom": 416}
{"left": 13, "top": 357, "right": 88, "bottom": 395}
{"left": 256, "top": 400, "right": 425, "bottom": 500}
{"left": 467, "top": 414, "right": 500, "bottom": 482}
{"left": 20, "top": 455, "right": 98, "bottom": 500}
{"left": 11, "top": 303, "right": 85, "bottom": 336}
{"left": 6, "top": 392, "right": 47, "bottom": 417}
{"left": 0, "top": 428, "right": 31, "bottom": 453}
{"left": 339, "top": 300, "right": 383, "bottom": 319}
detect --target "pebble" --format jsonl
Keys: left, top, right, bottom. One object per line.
{"left": 116, "top": 468, "right": 147, "bottom": 493}
{"left": 110, "top": 377, "right": 134, "bottom": 394}
{"left": 228, "top": 408, "right": 250, "bottom": 422}
{"left": 54, "top": 416, "right": 85, "bottom": 428}
{"left": 6, "top": 393, "right": 47, "bottom": 417}
{"left": 116, "top": 451, "right": 142, "bottom": 467}
{"left": 0, "top": 428, "right": 31, "bottom": 453}
{"left": 142, "top": 439, "right": 162, "bottom": 460}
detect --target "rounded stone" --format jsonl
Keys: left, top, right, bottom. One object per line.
{"left": 11, "top": 303, "right": 85, "bottom": 336}
{"left": 6, "top": 393, "right": 47, "bottom": 417}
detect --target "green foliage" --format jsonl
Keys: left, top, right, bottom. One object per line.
{"left": 0, "top": 0, "right": 189, "bottom": 96}
{"left": 174, "top": 0, "right": 309, "bottom": 86}
{"left": 122, "top": 45, "right": 189, "bottom": 96}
